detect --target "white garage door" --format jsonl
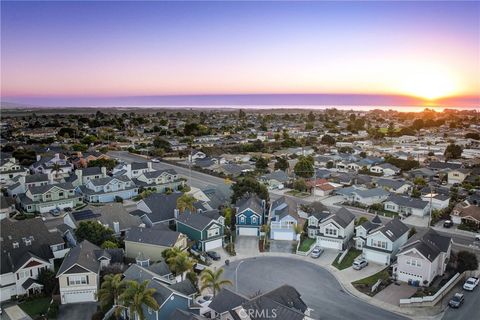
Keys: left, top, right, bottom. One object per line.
{"left": 318, "top": 238, "right": 342, "bottom": 250}
{"left": 204, "top": 238, "right": 223, "bottom": 251}
{"left": 272, "top": 230, "right": 295, "bottom": 241}
{"left": 63, "top": 290, "right": 96, "bottom": 304}
{"left": 238, "top": 227, "right": 258, "bottom": 236}
{"left": 364, "top": 249, "right": 390, "bottom": 265}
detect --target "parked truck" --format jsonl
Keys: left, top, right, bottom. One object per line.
{"left": 463, "top": 277, "right": 479, "bottom": 291}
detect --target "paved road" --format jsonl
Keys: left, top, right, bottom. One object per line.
{"left": 442, "top": 286, "right": 480, "bottom": 320}
{"left": 221, "top": 256, "right": 408, "bottom": 320}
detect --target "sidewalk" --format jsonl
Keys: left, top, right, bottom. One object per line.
{"left": 212, "top": 249, "right": 446, "bottom": 320}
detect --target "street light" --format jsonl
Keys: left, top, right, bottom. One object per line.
{"left": 235, "top": 260, "right": 246, "bottom": 292}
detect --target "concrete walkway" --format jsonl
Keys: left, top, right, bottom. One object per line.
{"left": 211, "top": 249, "right": 446, "bottom": 320}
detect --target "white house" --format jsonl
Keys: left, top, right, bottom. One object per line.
{"left": 78, "top": 176, "right": 138, "bottom": 203}
{"left": 421, "top": 194, "right": 450, "bottom": 210}
{"left": 0, "top": 157, "right": 28, "bottom": 186}
{"left": 447, "top": 169, "right": 470, "bottom": 185}
{"left": 307, "top": 207, "right": 355, "bottom": 250}
{"left": 269, "top": 197, "right": 301, "bottom": 241}
{"left": 361, "top": 217, "right": 409, "bottom": 265}
{"left": 370, "top": 163, "right": 401, "bottom": 176}
{"left": 336, "top": 186, "right": 390, "bottom": 206}
{"left": 384, "top": 195, "right": 430, "bottom": 217}
{"left": 394, "top": 229, "right": 451, "bottom": 286}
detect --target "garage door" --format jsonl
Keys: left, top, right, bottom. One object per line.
{"left": 271, "top": 230, "right": 295, "bottom": 241}
{"left": 238, "top": 227, "right": 258, "bottom": 236}
{"left": 63, "top": 290, "right": 96, "bottom": 304}
{"left": 204, "top": 238, "right": 223, "bottom": 251}
{"left": 318, "top": 238, "right": 342, "bottom": 250}
{"left": 364, "top": 249, "right": 390, "bottom": 265}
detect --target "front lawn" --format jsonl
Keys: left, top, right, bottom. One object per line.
{"left": 332, "top": 248, "right": 362, "bottom": 270}
{"left": 352, "top": 268, "right": 391, "bottom": 296}
{"left": 19, "top": 297, "right": 51, "bottom": 318}
{"left": 298, "top": 238, "right": 315, "bottom": 252}
{"left": 285, "top": 190, "right": 311, "bottom": 198}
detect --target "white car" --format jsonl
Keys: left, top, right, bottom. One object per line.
{"left": 151, "top": 158, "right": 160, "bottom": 163}
{"left": 475, "top": 234, "right": 480, "bottom": 241}
{"left": 463, "top": 277, "right": 479, "bottom": 291}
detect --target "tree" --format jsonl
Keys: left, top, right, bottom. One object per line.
{"left": 255, "top": 157, "right": 269, "bottom": 172}
{"left": 274, "top": 157, "right": 289, "bottom": 171}
{"left": 51, "top": 163, "right": 63, "bottom": 179}
{"left": 98, "top": 274, "right": 126, "bottom": 315}
{"left": 355, "top": 216, "right": 368, "bottom": 226}
{"left": 412, "top": 119, "right": 424, "bottom": 130}
{"left": 199, "top": 268, "right": 233, "bottom": 296}
{"left": 120, "top": 280, "right": 159, "bottom": 320}
{"left": 231, "top": 176, "right": 269, "bottom": 203}
{"left": 238, "top": 109, "right": 246, "bottom": 119}
{"left": 153, "top": 136, "right": 172, "bottom": 151}
{"left": 307, "top": 111, "right": 316, "bottom": 122}
{"left": 326, "top": 161, "right": 334, "bottom": 169}
{"left": 223, "top": 207, "right": 233, "bottom": 228}
{"left": 75, "top": 221, "right": 115, "bottom": 246}
{"left": 101, "top": 240, "right": 119, "bottom": 249}
{"left": 167, "top": 252, "right": 194, "bottom": 280}
{"left": 456, "top": 251, "right": 479, "bottom": 273}
{"left": 408, "top": 227, "right": 417, "bottom": 238}
{"left": 320, "top": 134, "right": 335, "bottom": 146}
{"left": 465, "top": 132, "right": 480, "bottom": 140}
{"left": 444, "top": 143, "right": 463, "bottom": 160}
{"left": 294, "top": 156, "right": 314, "bottom": 178}
{"left": 176, "top": 194, "right": 196, "bottom": 213}
{"left": 88, "top": 158, "right": 117, "bottom": 170}
{"left": 293, "top": 179, "right": 307, "bottom": 192}
{"left": 413, "top": 177, "right": 427, "bottom": 186}
{"left": 37, "top": 269, "right": 56, "bottom": 295}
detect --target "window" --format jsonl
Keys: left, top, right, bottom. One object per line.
{"left": 18, "top": 269, "right": 29, "bottom": 279}
{"left": 325, "top": 228, "right": 337, "bottom": 236}
{"left": 372, "top": 240, "right": 387, "bottom": 249}
{"left": 13, "top": 242, "right": 19, "bottom": 249}
{"left": 240, "top": 216, "right": 245, "bottom": 223}
{"left": 207, "top": 227, "right": 220, "bottom": 238}
{"left": 252, "top": 216, "right": 257, "bottom": 224}
{"left": 59, "top": 192, "right": 64, "bottom": 197}
{"left": 69, "top": 276, "right": 88, "bottom": 285}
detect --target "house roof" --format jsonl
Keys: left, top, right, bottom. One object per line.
{"left": 167, "top": 309, "right": 205, "bottom": 320}
{"left": 208, "top": 288, "right": 248, "bottom": 314}
{"left": 386, "top": 194, "right": 429, "bottom": 209}
{"left": 29, "top": 182, "right": 74, "bottom": 195}
{"left": 429, "top": 162, "right": 462, "bottom": 171}
{"left": 263, "top": 170, "right": 290, "bottom": 183}
{"left": 331, "top": 207, "right": 355, "bottom": 228}
{"left": 125, "top": 226, "right": 182, "bottom": 247}
{"left": 169, "top": 279, "right": 197, "bottom": 296}
{"left": 131, "top": 162, "right": 149, "bottom": 170}
{"left": 25, "top": 173, "right": 49, "bottom": 183}
{"left": 135, "top": 192, "right": 182, "bottom": 223}
{"left": 236, "top": 194, "right": 264, "bottom": 215}
{"left": 452, "top": 202, "right": 480, "bottom": 222}
{"left": 56, "top": 240, "right": 106, "bottom": 276}
{"left": 143, "top": 169, "right": 177, "bottom": 179}
{"left": 375, "top": 178, "right": 409, "bottom": 190}
{"left": 375, "top": 217, "right": 409, "bottom": 242}
{"left": 176, "top": 210, "right": 220, "bottom": 231}
{"left": 79, "top": 166, "right": 103, "bottom": 176}
{"left": 399, "top": 228, "right": 451, "bottom": 262}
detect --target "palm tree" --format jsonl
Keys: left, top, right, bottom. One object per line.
{"left": 97, "top": 274, "right": 126, "bottom": 317}
{"left": 167, "top": 252, "right": 194, "bottom": 280}
{"left": 119, "top": 280, "right": 159, "bottom": 320}
{"left": 176, "top": 193, "right": 196, "bottom": 213}
{"left": 200, "top": 268, "right": 233, "bottom": 296}
{"left": 51, "top": 163, "right": 63, "bottom": 179}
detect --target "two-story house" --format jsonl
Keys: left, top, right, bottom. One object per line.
{"left": 70, "top": 167, "right": 108, "bottom": 187}
{"left": 78, "top": 176, "right": 138, "bottom": 203}
{"left": 70, "top": 151, "right": 110, "bottom": 169}
{"left": 112, "top": 161, "right": 155, "bottom": 179}
{"left": 353, "top": 214, "right": 383, "bottom": 250}
{"left": 370, "top": 163, "right": 401, "bottom": 176}
{"left": 384, "top": 195, "right": 430, "bottom": 217}
{"left": 176, "top": 209, "right": 225, "bottom": 251}
{"left": 307, "top": 207, "right": 355, "bottom": 250}
{"left": 336, "top": 186, "right": 390, "bottom": 206}
{"left": 235, "top": 194, "right": 266, "bottom": 237}
{"left": 269, "top": 196, "right": 302, "bottom": 241}
{"left": 131, "top": 193, "right": 183, "bottom": 227}
{"left": 30, "top": 153, "right": 73, "bottom": 178}
{"left": 18, "top": 182, "right": 83, "bottom": 213}
{"left": 1, "top": 218, "right": 68, "bottom": 301}
{"left": 374, "top": 178, "right": 411, "bottom": 194}
{"left": 394, "top": 229, "right": 452, "bottom": 286}
{"left": 0, "top": 157, "right": 28, "bottom": 186}
{"left": 447, "top": 168, "right": 471, "bottom": 185}
{"left": 450, "top": 201, "right": 480, "bottom": 229}
{"left": 133, "top": 169, "right": 184, "bottom": 193}
{"left": 361, "top": 217, "right": 409, "bottom": 265}
{"left": 56, "top": 240, "right": 122, "bottom": 304}
{"left": 7, "top": 173, "right": 52, "bottom": 197}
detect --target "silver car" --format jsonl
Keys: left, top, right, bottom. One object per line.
{"left": 310, "top": 247, "right": 324, "bottom": 259}
{"left": 352, "top": 258, "right": 368, "bottom": 270}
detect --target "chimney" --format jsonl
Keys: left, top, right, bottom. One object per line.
{"left": 75, "top": 169, "right": 82, "bottom": 183}
{"left": 147, "top": 161, "right": 152, "bottom": 170}
{"left": 113, "top": 221, "right": 120, "bottom": 234}
{"left": 101, "top": 166, "right": 107, "bottom": 176}
{"left": 174, "top": 209, "right": 179, "bottom": 219}
{"left": 36, "top": 154, "right": 41, "bottom": 161}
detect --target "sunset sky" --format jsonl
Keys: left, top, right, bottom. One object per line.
{"left": 1, "top": 1, "right": 479, "bottom": 107}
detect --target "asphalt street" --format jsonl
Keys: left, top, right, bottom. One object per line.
{"left": 441, "top": 285, "right": 480, "bottom": 320}
{"left": 221, "top": 256, "right": 409, "bottom": 320}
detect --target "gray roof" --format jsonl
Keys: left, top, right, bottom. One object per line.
{"left": 79, "top": 166, "right": 103, "bottom": 176}
{"left": 131, "top": 162, "right": 149, "bottom": 170}
{"left": 331, "top": 207, "right": 355, "bottom": 228}
{"left": 376, "top": 217, "right": 409, "bottom": 242}
{"left": 135, "top": 192, "right": 183, "bottom": 223}
{"left": 263, "top": 170, "right": 289, "bottom": 183}
{"left": 169, "top": 279, "right": 197, "bottom": 296}
{"left": 429, "top": 162, "right": 462, "bottom": 171}
{"left": 29, "top": 182, "right": 75, "bottom": 195}
{"left": 145, "top": 261, "right": 172, "bottom": 277}
{"left": 375, "top": 178, "right": 410, "bottom": 190}
{"left": 57, "top": 240, "right": 106, "bottom": 276}
{"left": 25, "top": 173, "right": 49, "bottom": 183}
{"left": 176, "top": 210, "right": 220, "bottom": 231}
{"left": 236, "top": 194, "right": 264, "bottom": 215}
{"left": 89, "top": 175, "right": 131, "bottom": 187}
{"left": 353, "top": 187, "right": 390, "bottom": 198}
{"left": 86, "top": 203, "right": 142, "bottom": 231}
{"left": 386, "top": 194, "right": 429, "bottom": 209}
{"left": 1, "top": 218, "right": 64, "bottom": 274}
{"left": 167, "top": 309, "right": 205, "bottom": 320}
{"left": 125, "top": 226, "right": 181, "bottom": 247}
{"left": 399, "top": 228, "right": 451, "bottom": 262}
{"left": 143, "top": 169, "right": 177, "bottom": 179}
{"left": 209, "top": 288, "right": 247, "bottom": 314}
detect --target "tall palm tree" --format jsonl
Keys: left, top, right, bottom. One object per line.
{"left": 97, "top": 274, "right": 126, "bottom": 317}
{"left": 119, "top": 280, "right": 159, "bottom": 320}
{"left": 167, "top": 252, "right": 194, "bottom": 280}
{"left": 51, "top": 163, "right": 64, "bottom": 179}
{"left": 176, "top": 194, "right": 196, "bottom": 213}
{"left": 200, "top": 268, "right": 233, "bottom": 296}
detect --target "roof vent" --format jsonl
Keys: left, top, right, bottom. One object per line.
{"left": 13, "top": 241, "right": 19, "bottom": 249}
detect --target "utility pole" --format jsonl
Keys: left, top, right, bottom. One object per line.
{"left": 428, "top": 184, "right": 433, "bottom": 228}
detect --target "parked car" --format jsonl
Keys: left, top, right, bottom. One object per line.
{"left": 310, "top": 247, "right": 324, "bottom": 259}
{"left": 475, "top": 234, "right": 480, "bottom": 241}
{"left": 206, "top": 251, "right": 221, "bottom": 261}
{"left": 193, "top": 263, "right": 208, "bottom": 274}
{"left": 151, "top": 158, "right": 161, "bottom": 163}
{"left": 449, "top": 293, "right": 464, "bottom": 308}
{"left": 463, "top": 277, "right": 479, "bottom": 291}
{"left": 352, "top": 258, "right": 368, "bottom": 270}
{"left": 64, "top": 207, "right": 72, "bottom": 212}
{"left": 50, "top": 208, "right": 61, "bottom": 216}
{"left": 443, "top": 220, "right": 453, "bottom": 228}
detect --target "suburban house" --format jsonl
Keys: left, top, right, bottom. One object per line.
{"left": 447, "top": 168, "right": 471, "bottom": 185}
{"left": 206, "top": 288, "right": 248, "bottom": 319}
{"left": 353, "top": 214, "right": 383, "bottom": 250}
{"left": 370, "top": 163, "right": 401, "bottom": 176}
{"left": 7, "top": 173, "right": 51, "bottom": 197}
{"left": 384, "top": 195, "right": 431, "bottom": 217}
{"left": 188, "top": 150, "right": 207, "bottom": 162}
{"left": 112, "top": 161, "right": 155, "bottom": 179}
{"left": 70, "top": 166, "right": 108, "bottom": 187}
{"left": 1, "top": 218, "right": 68, "bottom": 302}
{"left": 70, "top": 151, "right": 110, "bottom": 168}
{"left": 361, "top": 217, "right": 409, "bottom": 265}
{"left": 235, "top": 194, "right": 266, "bottom": 236}
{"left": 0, "top": 196, "right": 17, "bottom": 220}
{"left": 394, "top": 229, "right": 452, "bottom": 286}
{"left": 176, "top": 209, "right": 225, "bottom": 251}
{"left": 30, "top": 153, "right": 73, "bottom": 178}
{"left": 122, "top": 263, "right": 200, "bottom": 320}
{"left": 56, "top": 240, "right": 122, "bottom": 304}
{"left": 0, "top": 157, "right": 28, "bottom": 185}
{"left": 269, "top": 196, "right": 302, "bottom": 241}
{"left": 307, "top": 207, "right": 355, "bottom": 250}
{"left": 421, "top": 193, "right": 450, "bottom": 210}
{"left": 260, "top": 170, "right": 290, "bottom": 190}
{"left": 78, "top": 176, "right": 138, "bottom": 203}
{"left": 336, "top": 186, "right": 390, "bottom": 206}
{"left": 133, "top": 168, "right": 184, "bottom": 193}
{"left": 17, "top": 182, "right": 83, "bottom": 213}
{"left": 124, "top": 225, "right": 187, "bottom": 261}
{"left": 450, "top": 201, "right": 480, "bottom": 229}
{"left": 131, "top": 192, "right": 183, "bottom": 226}
{"left": 374, "top": 178, "right": 411, "bottom": 194}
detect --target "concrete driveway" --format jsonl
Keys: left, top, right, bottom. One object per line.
{"left": 58, "top": 302, "right": 97, "bottom": 320}
{"left": 269, "top": 240, "right": 295, "bottom": 253}
{"left": 374, "top": 283, "right": 418, "bottom": 306}
{"left": 320, "top": 195, "right": 344, "bottom": 208}
{"left": 235, "top": 236, "right": 259, "bottom": 256}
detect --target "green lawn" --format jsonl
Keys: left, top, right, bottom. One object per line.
{"left": 19, "top": 297, "right": 51, "bottom": 318}
{"left": 285, "top": 190, "right": 311, "bottom": 198}
{"left": 332, "top": 248, "right": 362, "bottom": 270}
{"left": 298, "top": 238, "right": 315, "bottom": 252}
{"left": 352, "top": 268, "right": 390, "bottom": 286}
